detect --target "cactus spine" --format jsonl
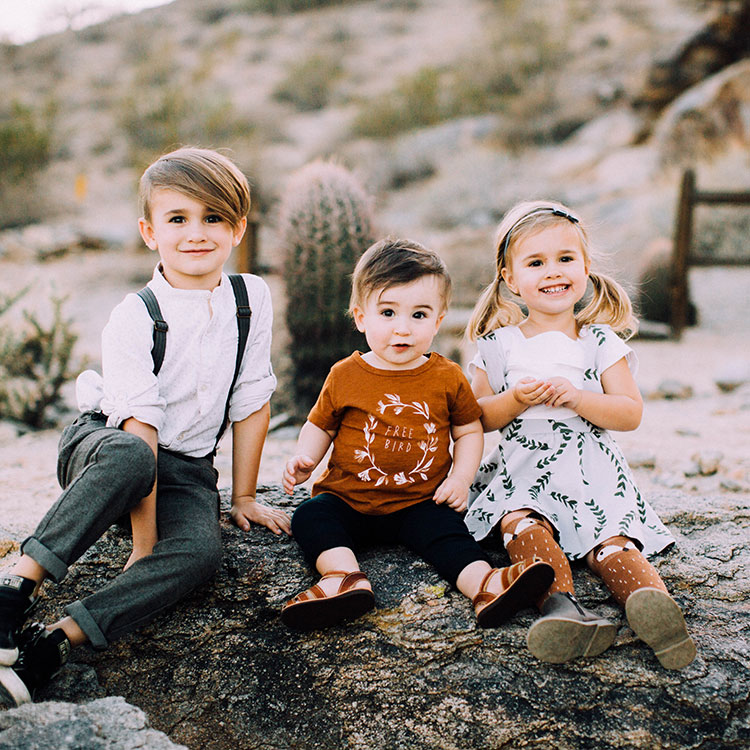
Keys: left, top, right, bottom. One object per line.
{"left": 279, "top": 160, "right": 376, "bottom": 418}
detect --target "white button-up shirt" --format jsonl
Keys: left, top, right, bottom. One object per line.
{"left": 76, "top": 266, "right": 276, "bottom": 457}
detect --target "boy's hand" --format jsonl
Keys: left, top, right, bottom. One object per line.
{"left": 231, "top": 495, "right": 291, "bottom": 536}
{"left": 282, "top": 455, "right": 317, "bottom": 495}
{"left": 545, "top": 377, "right": 582, "bottom": 410}
{"left": 513, "top": 377, "right": 556, "bottom": 407}
{"left": 433, "top": 475, "right": 470, "bottom": 512}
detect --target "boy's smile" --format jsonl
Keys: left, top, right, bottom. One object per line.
{"left": 138, "top": 188, "right": 246, "bottom": 290}
{"left": 352, "top": 275, "right": 446, "bottom": 370}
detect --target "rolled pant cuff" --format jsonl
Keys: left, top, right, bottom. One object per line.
{"left": 20, "top": 537, "right": 69, "bottom": 583}
{"left": 64, "top": 600, "right": 108, "bottom": 650}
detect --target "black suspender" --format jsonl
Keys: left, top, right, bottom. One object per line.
{"left": 215, "top": 274, "right": 252, "bottom": 450}
{"left": 136, "top": 287, "right": 167, "bottom": 375}
{"left": 136, "top": 275, "right": 253, "bottom": 452}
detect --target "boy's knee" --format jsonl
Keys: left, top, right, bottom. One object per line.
{"left": 181, "top": 537, "right": 222, "bottom": 582}
{"left": 97, "top": 432, "right": 156, "bottom": 496}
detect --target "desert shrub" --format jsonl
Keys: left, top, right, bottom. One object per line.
{"left": 0, "top": 101, "right": 54, "bottom": 228}
{"left": 0, "top": 102, "right": 51, "bottom": 182}
{"left": 243, "top": 0, "right": 361, "bottom": 14}
{"left": 0, "top": 290, "right": 82, "bottom": 429}
{"left": 273, "top": 54, "right": 343, "bottom": 111}
{"left": 120, "top": 88, "right": 250, "bottom": 168}
{"left": 352, "top": 67, "right": 443, "bottom": 138}
{"left": 278, "top": 160, "right": 375, "bottom": 419}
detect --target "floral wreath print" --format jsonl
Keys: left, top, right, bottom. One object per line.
{"left": 354, "top": 394, "right": 437, "bottom": 487}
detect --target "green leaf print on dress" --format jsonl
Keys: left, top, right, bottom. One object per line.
{"left": 536, "top": 421, "right": 572, "bottom": 470}
{"left": 464, "top": 323, "right": 675, "bottom": 557}
{"left": 584, "top": 497, "right": 607, "bottom": 538}
{"left": 596, "top": 440, "right": 631, "bottom": 499}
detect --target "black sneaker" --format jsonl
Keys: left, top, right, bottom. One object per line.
{"left": 0, "top": 575, "right": 37, "bottom": 665}
{"left": 0, "top": 623, "right": 70, "bottom": 706}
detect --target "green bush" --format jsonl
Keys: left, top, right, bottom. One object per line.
{"left": 0, "top": 101, "right": 54, "bottom": 228}
{"left": 352, "top": 67, "right": 443, "bottom": 139}
{"left": 120, "top": 88, "right": 250, "bottom": 169}
{"left": 273, "top": 54, "right": 342, "bottom": 111}
{"left": 278, "top": 160, "right": 375, "bottom": 419}
{"left": 243, "top": 0, "right": 360, "bottom": 14}
{"left": 0, "top": 290, "right": 82, "bottom": 429}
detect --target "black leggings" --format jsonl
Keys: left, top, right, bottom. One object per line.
{"left": 291, "top": 493, "right": 490, "bottom": 587}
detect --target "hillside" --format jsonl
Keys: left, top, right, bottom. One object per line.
{"left": 1, "top": 0, "right": 748, "bottom": 284}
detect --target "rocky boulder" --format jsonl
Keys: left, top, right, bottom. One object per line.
{"left": 0, "top": 696, "right": 186, "bottom": 750}
{"left": 15, "top": 485, "right": 750, "bottom": 749}
{"left": 653, "top": 59, "right": 750, "bottom": 167}
{"left": 634, "top": 0, "right": 750, "bottom": 119}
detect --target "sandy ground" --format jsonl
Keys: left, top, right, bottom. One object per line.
{"left": 0, "top": 251, "right": 748, "bottom": 561}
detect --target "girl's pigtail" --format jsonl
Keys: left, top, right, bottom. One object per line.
{"left": 467, "top": 276, "right": 525, "bottom": 340}
{"left": 576, "top": 271, "right": 638, "bottom": 339}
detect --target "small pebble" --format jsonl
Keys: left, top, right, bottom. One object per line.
{"left": 714, "top": 362, "right": 750, "bottom": 393}
{"left": 720, "top": 478, "right": 745, "bottom": 493}
{"left": 691, "top": 451, "right": 723, "bottom": 476}
{"left": 651, "top": 380, "right": 693, "bottom": 400}
{"left": 627, "top": 451, "right": 657, "bottom": 469}
{"left": 655, "top": 472, "right": 685, "bottom": 489}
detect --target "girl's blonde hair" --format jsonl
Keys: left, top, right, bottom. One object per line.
{"left": 139, "top": 147, "right": 250, "bottom": 229}
{"left": 467, "top": 200, "right": 637, "bottom": 340}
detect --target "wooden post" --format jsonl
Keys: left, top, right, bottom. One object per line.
{"left": 235, "top": 210, "right": 260, "bottom": 274}
{"left": 670, "top": 169, "right": 695, "bottom": 339}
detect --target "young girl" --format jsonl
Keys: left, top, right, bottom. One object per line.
{"left": 464, "top": 200, "right": 696, "bottom": 670}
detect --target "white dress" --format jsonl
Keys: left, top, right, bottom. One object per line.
{"left": 465, "top": 324, "right": 674, "bottom": 559}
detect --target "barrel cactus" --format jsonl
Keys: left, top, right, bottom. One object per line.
{"left": 279, "top": 159, "right": 376, "bottom": 418}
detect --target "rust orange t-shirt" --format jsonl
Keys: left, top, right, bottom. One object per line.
{"left": 308, "top": 352, "right": 482, "bottom": 515}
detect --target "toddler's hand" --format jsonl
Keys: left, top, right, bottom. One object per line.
{"left": 282, "top": 455, "right": 317, "bottom": 495}
{"left": 231, "top": 496, "right": 291, "bottom": 536}
{"left": 545, "top": 377, "right": 582, "bottom": 410}
{"left": 512, "top": 377, "right": 556, "bottom": 407}
{"left": 433, "top": 475, "right": 470, "bottom": 512}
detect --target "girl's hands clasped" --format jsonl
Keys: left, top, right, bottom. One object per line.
{"left": 544, "top": 376, "right": 582, "bottom": 410}
{"left": 512, "top": 376, "right": 582, "bottom": 411}
{"left": 512, "top": 376, "right": 556, "bottom": 407}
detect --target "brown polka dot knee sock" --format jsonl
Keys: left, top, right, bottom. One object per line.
{"left": 589, "top": 539, "right": 668, "bottom": 607}
{"left": 503, "top": 515, "right": 574, "bottom": 607}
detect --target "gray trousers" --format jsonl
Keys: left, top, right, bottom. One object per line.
{"left": 21, "top": 411, "right": 222, "bottom": 648}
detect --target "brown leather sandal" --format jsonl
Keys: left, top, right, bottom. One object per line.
{"left": 473, "top": 557, "right": 555, "bottom": 629}
{"left": 281, "top": 570, "right": 375, "bottom": 631}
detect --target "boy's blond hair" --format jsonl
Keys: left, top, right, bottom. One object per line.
{"left": 139, "top": 147, "right": 250, "bottom": 229}
{"left": 467, "top": 200, "right": 637, "bottom": 340}
{"left": 349, "top": 237, "right": 452, "bottom": 314}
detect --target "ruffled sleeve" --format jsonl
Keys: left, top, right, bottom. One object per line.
{"left": 588, "top": 325, "right": 638, "bottom": 378}
{"left": 472, "top": 330, "right": 509, "bottom": 395}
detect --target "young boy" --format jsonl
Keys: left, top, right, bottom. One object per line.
{"left": 0, "top": 147, "right": 289, "bottom": 706}
{"left": 281, "top": 238, "right": 553, "bottom": 630}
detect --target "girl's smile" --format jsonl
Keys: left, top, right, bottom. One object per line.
{"left": 502, "top": 223, "right": 589, "bottom": 320}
